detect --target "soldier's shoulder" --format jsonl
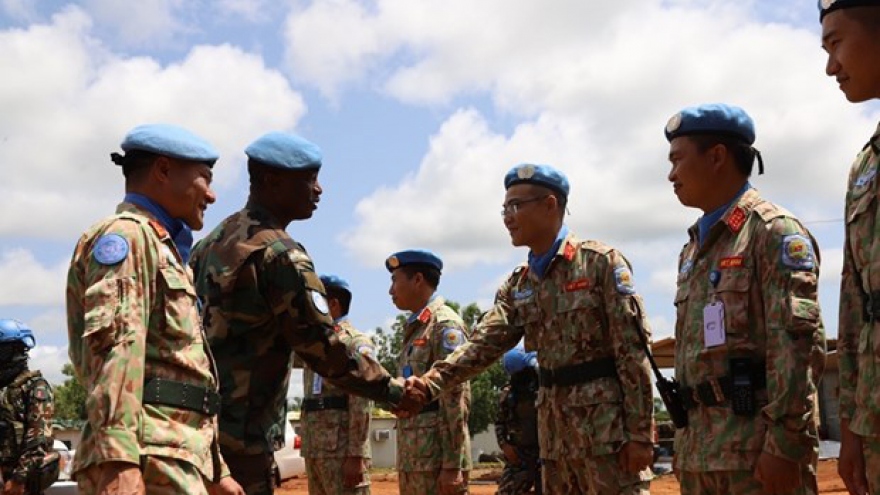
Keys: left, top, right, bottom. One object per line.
{"left": 578, "top": 238, "right": 614, "bottom": 256}
{"left": 752, "top": 200, "right": 810, "bottom": 236}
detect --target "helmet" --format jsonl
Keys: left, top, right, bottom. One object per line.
{"left": 0, "top": 319, "right": 36, "bottom": 349}
{"left": 502, "top": 345, "right": 538, "bottom": 375}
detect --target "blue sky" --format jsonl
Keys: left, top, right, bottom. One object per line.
{"left": 0, "top": 0, "right": 875, "bottom": 399}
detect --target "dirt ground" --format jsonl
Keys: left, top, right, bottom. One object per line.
{"left": 278, "top": 458, "right": 847, "bottom": 494}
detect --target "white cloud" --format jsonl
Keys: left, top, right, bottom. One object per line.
{"left": 0, "top": 249, "right": 68, "bottom": 306}
{"left": 29, "top": 344, "right": 69, "bottom": 385}
{"left": 0, "top": 7, "right": 307, "bottom": 240}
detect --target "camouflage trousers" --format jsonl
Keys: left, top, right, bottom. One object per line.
{"left": 398, "top": 469, "right": 469, "bottom": 495}
{"left": 863, "top": 435, "right": 880, "bottom": 493}
{"left": 679, "top": 465, "right": 818, "bottom": 495}
{"left": 305, "top": 457, "right": 370, "bottom": 495}
{"left": 222, "top": 450, "right": 274, "bottom": 495}
{"left": 497, "top": 455, "right": 541, "bottom": 495}
{"left": 542, "top": 456, "right": 649, "bottom": 495}
{"left": 75, "top": 456, "right": 209, "bottom": 495}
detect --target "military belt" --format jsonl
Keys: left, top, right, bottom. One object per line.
{"left": 538, "top": 357, "right": 617, "bottom": 388}
{"left": 302, "top": 396, "right": 348, "bottom": 412}
{"left": 418, "top": 401, "right": 440, "bottom": 414}
{"left": 864, "top": 291, "right": 880, "bottom": 323}
{"left": 680, "top": 368, "right": 766, "bottom": 411}
{"left": 142, "top": 377, "right": 220, "bottom": 415}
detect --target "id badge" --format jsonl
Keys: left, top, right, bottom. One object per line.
{"left": 703, "top": 301, "right": 726, "bottom": 348}
{"left": 311, "top": 374, "right": 323, "bottom": 395}
{"left": 402, "top": 364, "right": 413, "bottom": 378}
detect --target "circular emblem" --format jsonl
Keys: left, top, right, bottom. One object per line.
{"left": 310, "top": 290, "right": 329, "bottom": 314}
{"left": 442, "top": 328, "right": 465, "bottom": 351}
{"left": 665, "top": 113, "right": 682, "bottom": 134}
{"left": 821, "top": 0, "right": 836, "bottom": 9}
{"left": 517, "top": 164, "right": 536, "bottom": 179}
{"left": 92, "top": 234, "right": 129, "bottom": 265}
{"left": 387, "top": 256, "right": 400, "bottom": 269}
{"left": 786, "top": 237, "right": 809, "bottom": 261}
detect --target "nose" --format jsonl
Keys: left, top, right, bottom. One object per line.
{"left": 667, "top": 165, "right": 676, "bottom": 183}
{"left": 206, "top": 188, "right": 217, "bottom": 204}
{"left": 826, "top": 53, "right": 839, "bottom": 77}
{"left": 313, "top": 179, "right": 323, "bottom": 196}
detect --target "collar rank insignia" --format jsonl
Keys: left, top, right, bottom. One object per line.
{"left": 726, "top": 207, "right": 747, "bottom": 233}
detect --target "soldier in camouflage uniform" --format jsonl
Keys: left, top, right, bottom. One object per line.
{"left": 190, "top": 132, "right": 411, "bottom": 495}
{"left": 663, "top": 104, "right": 826, "bottom": 494}
{"left": 65, "top": 124, "right": 244, "bottom": 495}
{"left": 820, "top": 2, "right": 880, "bottom": 492}
{"left": 0, "top": 319, "right": 58, "bottom": 495}
{"left": 494, "top": 345, "right": 540, "bottom": 495}
{"left": 385, "top": 249, "right": 472, "bottom": 495}
{"left": 403, "top": 165, "right": 654, "bottom": 495}
{"left": 301, "top": 275, "right": 373, "bottom": 495}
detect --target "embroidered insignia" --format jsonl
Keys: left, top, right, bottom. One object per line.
{"left": 679, "top": 258, "right": 693, "bottom": 276}
{"left": 34, "top": 387, "right": 48, "bottom": 400}
{"left": 387, "top": 255, "right": 400, "bottom": 269}
{"left": 719, "top": 256, "right": 744, "bottom": 269}
{"left": 855, "top": 168, "right": 877, "bottom": 188}
{"left": 441, "top": 328, "right": 465, "bottom": 351}
{"left": 417, "top": 308, "right": 432, "bottom": 323}
{"left": 92, "top": 234, "right": 129, "bottom": 265}
{"left": 333, "top": 324, "right": 341, "bottom": 333}
{"left": 563, "top": 242, "right": 576, "bottom": 261}
{"left": 781, "top": 234, "right": 815, "bottom": 270}
{"left": 821, "top": 0, "right": 837, "bottom": 9}
{"left": 148, "top": 219, "right": 168, "bottom": 238}
{"left": 357, "top": 344, "right": 375, "bottom": 358}
{"left": 310, "top": 290, "right": 329, "bottom": 314}
{"left": 666, "top": 112, "right": 683, "bottom": 134}
{"left": 565, "top": 279, "right": 590, "bottom": 292}
{"left": 614, "top": 266, "right": 636, "bottom": 295}
{"left": 517, "top": 164, "right": 536, "bottom": 179}
{"left": 413, "top": 338, "right": 428, "bottom": 347}
{"left": 726, "top": 207, "right": 747, "bottom": 233}
{"left": 513, "top": 288, "right": 534, "bottom": 300}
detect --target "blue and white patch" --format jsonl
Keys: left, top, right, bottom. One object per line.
{"left": 513, "top": 288, "right": 534, "bottom": 300}
{"left": 855, "top": 168, "right": 877, "bottom": 188}
{"left": 92, "top": 234, "right": 129, "bottom": 265}
{"left": 781, "top": 234, "right": 815, "bottom": 271}
{"left": 310, "top": 290, "right": 329, "bottom": 314}
{"left": 679, "top": 258, "right": 694, "bottom": 276}
{"left": 614, "top": 266, "right": 636, "bottom": 295}
{"left": 441, "top": 328, "right": 466, "bottom": 351}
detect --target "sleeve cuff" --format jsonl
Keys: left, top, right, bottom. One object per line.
{"left": 90, "top": 428, "right": 141, "bottom": 465}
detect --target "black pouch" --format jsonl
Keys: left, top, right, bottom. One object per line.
{"left": 729, "top": 358, "right": 757, "bottom": 416}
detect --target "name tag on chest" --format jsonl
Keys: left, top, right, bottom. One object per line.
{"left": 312, "top": 374, "right": 323, "bottom": 395}
{"left": 703, "top": 301, "right": 726, "bottom": 348}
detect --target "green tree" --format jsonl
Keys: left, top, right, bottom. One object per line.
{"left": 53, "top": 363, "right": 87, "bottom": 421}
{"left": 371, "top": 301, "right": 506, "bottom": 435}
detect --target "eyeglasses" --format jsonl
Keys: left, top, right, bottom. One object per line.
{"left": 500, "top": 195, "right": 550, "bottom": 216}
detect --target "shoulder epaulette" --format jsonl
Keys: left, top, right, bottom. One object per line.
{"left": 580, "top": 239, "right": 612, "bottom": 255}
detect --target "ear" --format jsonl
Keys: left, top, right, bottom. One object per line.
{"left": 708, "top": 143, "right": 727, "bottom": 171}
{"left": 151, "top": 156, "right": 174, "bottom": 185}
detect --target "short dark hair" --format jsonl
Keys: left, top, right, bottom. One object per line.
{"left": 689, "top": 134, "right": 757, "bottom": 177}
{"left": 325, "top": 286, "right": 352, "bottom": 316}
{"left": 118, "top": 150, "right": 158, "bottom": 181}
{"left": 399, "top": 264, "right": 441, "bottom": 290}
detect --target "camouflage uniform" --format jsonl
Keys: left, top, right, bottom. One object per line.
{"left": 302, "top": 319, "right": 374, "bottom": 495}
{"left": 66, "top": 202, "right": 226, "bottom": 495}
{"left": 421, "top": 232, "right": 653, "bottom": 495}
{"left": 0, "top": 370, "right": 56, "bottom": 494}
{"left": 840, "top": 125, "right": 880, "bottom": 491}
{"left": 397, "top": 296, "right": 472, "bottom": 495}
{"left": 190, "top": 204, "right": 403, "bottom": 494}
{"left": 494, "top": 376, "right": 540, "bottom": 495}
{"left": 673, "top": 187, "right": 825, "bottom": 494}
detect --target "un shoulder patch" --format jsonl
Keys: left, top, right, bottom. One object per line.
{"left": 781, "top": 234, "right": 815, "bottom": 271}
{"left": 441, "top": 328, "right": 465, "bottom": 351}
{"left": 357, "top": 344, "right": 375, "bottom": 359}
{"left": 614, "top": 265, "right": 636, "bottom": 295}
{"left": 93, "top": 234, "right": 129, "bottom": 265}
{"left": 310, "top": 290, "right": 329, "bottom": 314}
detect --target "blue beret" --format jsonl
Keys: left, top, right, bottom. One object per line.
{"left": 819, "top": 0, "right": 880, "bottom": 20}
{"left": 320, "top": 274, "right": 351, "bottom": 293}
{"left": 0, "top": 319, "right": 35, "bottom": 349}
{"left": 664, "top": 103, "right": 755, "bottom": 145}
{"left": 385, "top": 249, "right": 443, "bottom": 272}
{"left": 504, "top": 164, "right": 570, "bottom": 199}
{"left": 119, "top": 124, "right": 219, "bottom": 165}
{"left": 245, "top": 132, "right": 322, "bottom": 170}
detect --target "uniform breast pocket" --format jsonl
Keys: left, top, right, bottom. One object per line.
{"left": 83, "top": 277, "right": 130, "bottom": 354}
{"left": 847, "top": 186, "right": 876, "bottom": 225}
{"left": 158, "top": 265, "right": 201, "bottom": 342}
{"left": 555, "top": 292, "right": 603, "bottom": 345}
{"left": 715, "top": 268, "right": 751, "bottom": 336}
{"left": 512, "top": 300, "right": 542, "bottom": 352}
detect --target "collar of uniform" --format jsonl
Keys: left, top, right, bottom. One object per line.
{"left": 868, "top": 121, "right": 880, "bottom": 155}
{"left": 333, "top": 316, "right": 349, "bottom": 325}
{"left": 722, "top": 187, "right": 760, "bottom": 234}
{"left": 117, "top": 201, "right": 171, "bottom": 239}
{"left": 244, "top": 200, "right": 287, "bottom": 230}
{"left": 408, "top": 294, "right": 446, "bottom": 325}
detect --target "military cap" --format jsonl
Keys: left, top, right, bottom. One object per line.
{"left": 245, "top": 132, "right": 322, "bottom": 170}
{"left": 320, "top": 274, "right": 351, "bottom": 293}
{"left": 504, "top": 164, "right": 570, "bottom": 199}
{"left": 385, "top": 249, "right": 443, "bottom": 272}
{"left": 819, "top": 0, "right": 880, "bottom": 20}
{"left": 118, "top": 123, "right": 219, "bottom": 165}
{"left": 0, "top": 319, "right": 36, "bottom": 349}
{"left": 664, "top": 103, "right": 755, "bottom": 144}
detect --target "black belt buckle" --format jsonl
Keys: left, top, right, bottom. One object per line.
{"left": 314, "top": 397, "right": 325, "bottom": 410}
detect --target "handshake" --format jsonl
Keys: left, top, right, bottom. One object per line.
{"left": 392, "top": 376, "right": 433, "bottom": 418}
